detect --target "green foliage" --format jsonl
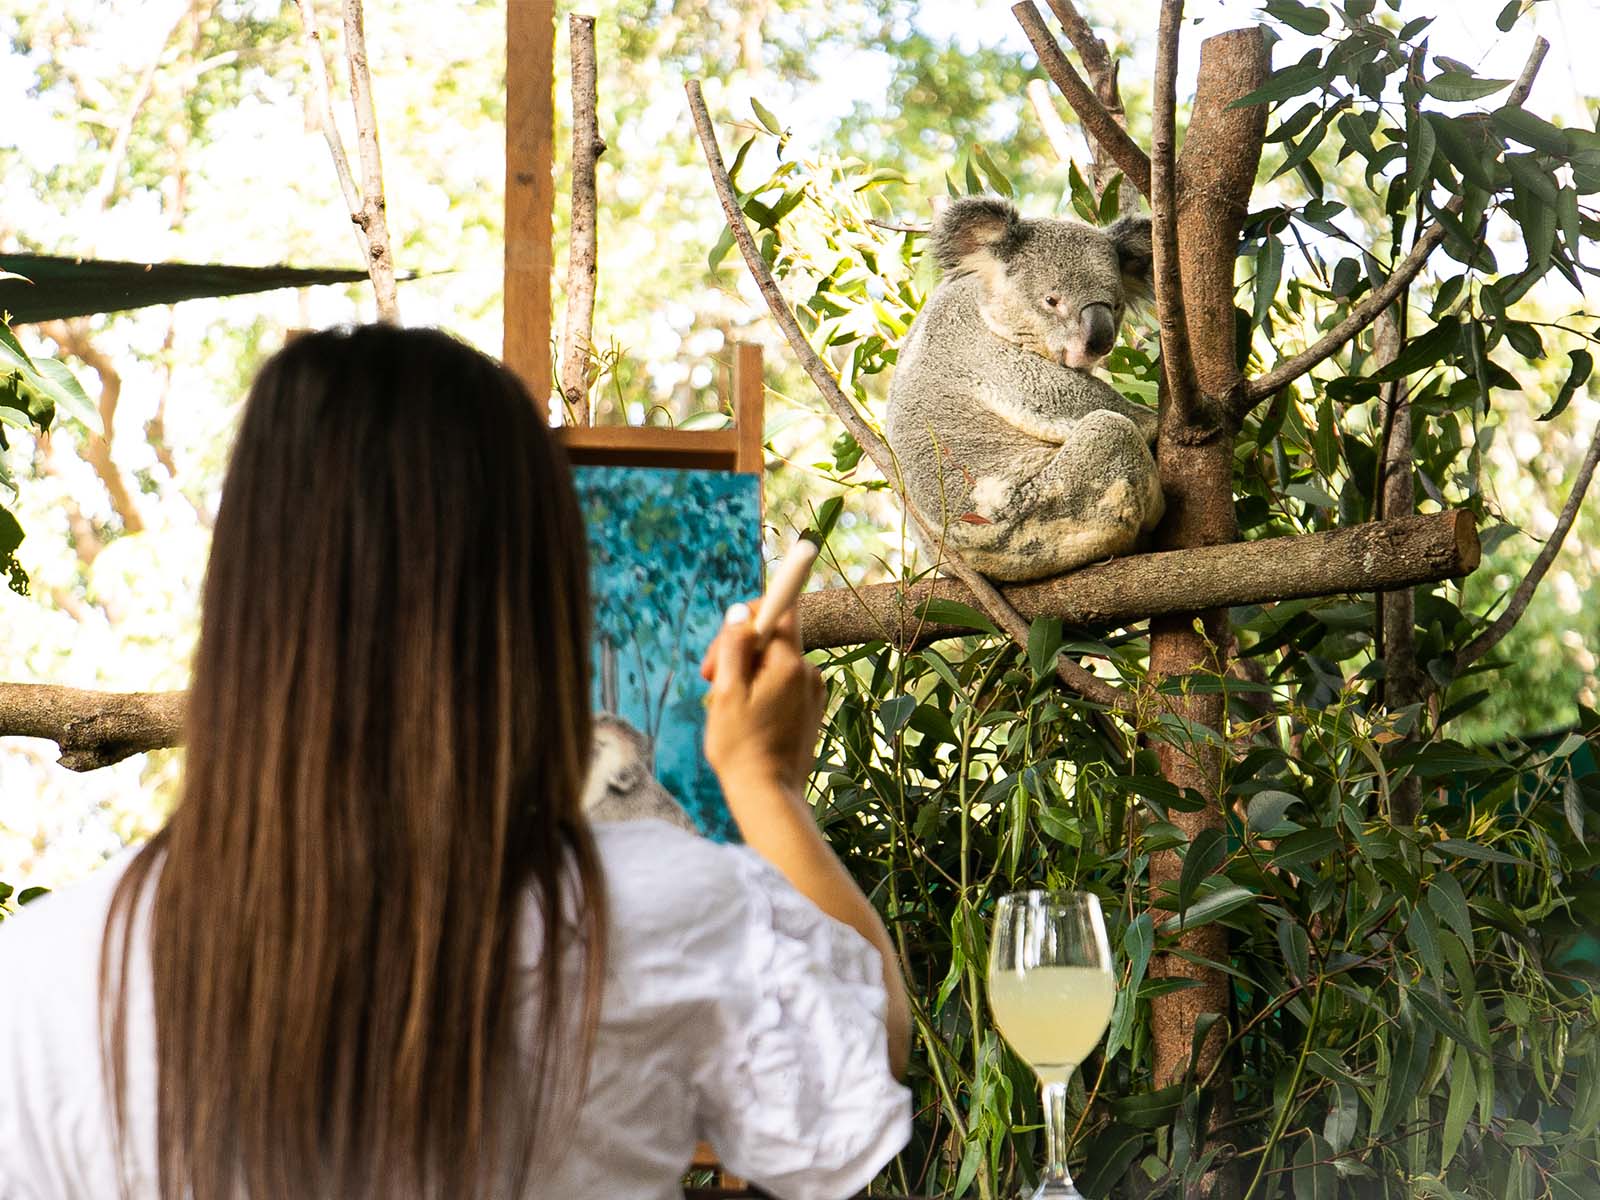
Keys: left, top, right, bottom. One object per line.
{"left": 0, "top": 879, "right": 50, "bottom": 922}
{"left": 813, "top": 632, "right": 1600, "bottom": 1198}
{"left": 0, "top": 319, "right": 93, "bottom": 594}
{"left": 734, "top": 2, "right": 1600, "bottom": 1195}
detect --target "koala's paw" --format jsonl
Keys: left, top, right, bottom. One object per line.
{"left": 1131, "top": 405, "right": 1159, "bottom": 444}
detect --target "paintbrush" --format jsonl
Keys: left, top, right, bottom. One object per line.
{"left": 751, "top": 536, "right": 819, "bottom": 641}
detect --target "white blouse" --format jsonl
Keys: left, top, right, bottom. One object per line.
{"left": 0, "top": 820, "right": 910, "bottom": 1200}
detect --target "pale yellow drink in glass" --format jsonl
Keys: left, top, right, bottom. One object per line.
{"left": 987, "top": 965, "right": 1115, "bottom": 1084}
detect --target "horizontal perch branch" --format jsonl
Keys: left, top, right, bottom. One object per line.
{"left": 0, "top": 513, "right": 1479, "bottom": 769}
{"left": 796, "top": 510, "right": 1479, "bottom": 651}
{"left": 0, "top": 684, "right": 184, "bottom": 772}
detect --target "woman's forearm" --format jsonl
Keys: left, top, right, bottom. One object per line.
{"left": 729, "top": 777, "right": 912, "bottom": 1079}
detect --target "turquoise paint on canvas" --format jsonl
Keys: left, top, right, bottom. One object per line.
{"left": 574, "top": 466, "right": 762, "bottom": 842}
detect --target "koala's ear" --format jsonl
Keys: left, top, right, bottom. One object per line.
{"left": 1107, "top": 215, "right": 1154, "bottom": 301}
{"left": 931, "top": 196, "right": 1028, "bottom": 274}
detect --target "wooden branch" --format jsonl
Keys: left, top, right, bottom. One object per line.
{"left": 292, "top": 0, "right": 370, "bottom": 267}
{"left": 686, "top": 79, "right": 1131, "bottom": 712}
{"left": 0, "top": 513, "right": 1480, "bottom": 767}
{"left": 1012, "top": 1, "right": 1151, "bottom": 201}
{"left": 559, "top": 13, "right": 604, "bottom": 426}
{"left": 1459, "top": 419, "right": 1600, "bottom": 670}
{"left": 87, "top": 1, "right": 192, "bottom": 217}
{"left": 797, "top": 511, "right": 1479, "bottom": 651}
{"left": 1173, "top": 27, "right": 1269, "bottom": 420}
{"left": 0, "top": 684, "right": 184, "bottom": 772}
{"left": 1150, "top": 0, "right": 1201, "bottom": 426}
{"left": 1233, "top": 37, "right": 1550, "bottom": 414}
{"left": 1025, "top": 78, "right": 1077, "bottom": 165}
{"left": 1041, "top": 0, "right": 1138, "bottom": 215}
{"left": 341, "top": 0, "right": 399, "bottom": 322}
{"left": 38, "top": 320, "right": 146, "bottom": 534}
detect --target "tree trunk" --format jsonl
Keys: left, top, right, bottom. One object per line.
{"left": 1374, "top": 308, "right": 1425, "bottom": 823}
{"left": 1146, "top": 27, "right": 1270, "bottom": 1195}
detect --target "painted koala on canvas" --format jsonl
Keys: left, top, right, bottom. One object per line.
{"left": 581, "top": 714, "right": 697, "bottom": 833}
{"left": 886, "top": 196, "right": 1164, "bottom": 582}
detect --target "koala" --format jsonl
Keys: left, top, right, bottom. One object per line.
{"left": 581, "top": 714, "right": 698, "bottom": 833}
{"left": 885, "top": 196, "right": 1164, "bottom": 582}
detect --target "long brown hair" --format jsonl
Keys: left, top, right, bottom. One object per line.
{"left": 100, "top": 325, "right": 606, "bottom": 1199}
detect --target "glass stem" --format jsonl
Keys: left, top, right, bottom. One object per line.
{"left": 1041, "top": 1078, "right": 1072, "bottom": 1185}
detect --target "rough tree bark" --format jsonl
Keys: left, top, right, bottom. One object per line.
{"left": 0, "top": 512, "right": 1479, "bottom": 769}
{"left": 1373, "top": 308, "right": 1426, "bottom": 823}
{"left": 558, "top": 12, "right": 604, "bottom": 426}
{"left": 1145, "top": 25, "right": 1270, "bottom": 1165}
{"left": 801, "top": 511, "right": 1477, "bottom": 651}
{"left": 0, "top": 684, "right": 183, "bottom": 772}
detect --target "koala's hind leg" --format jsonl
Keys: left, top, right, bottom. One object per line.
{"left": 964, "top": 409, "right": 1164, "bottom": 581}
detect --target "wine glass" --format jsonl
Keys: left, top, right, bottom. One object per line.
{"left": 987, "top": 890, "right": 1115, "bottom": 1199}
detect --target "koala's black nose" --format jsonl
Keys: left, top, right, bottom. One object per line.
{"left": 1081, "top": 303, "right": 1116, "bottom": 357}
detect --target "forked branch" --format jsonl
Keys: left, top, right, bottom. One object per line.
{"left": 1042, "top": 0, "right": 1138, "bottom": 215}
{"left": 1012, "top": 1, "right": 1151, "bottom": 200}
{"left": 292, "top": 0, "right": 399, "bottom": 321}
{"left": 1233, "top": 37, "right": 1549, "bottom": 414}
{"left": 685, "top": 80, "right": 1132, "bottom": 713}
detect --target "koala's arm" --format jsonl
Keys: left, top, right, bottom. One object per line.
{"left": 1075, "top": 373, "right": 1159, "bottom": 442}
{"left": 974, "top": 371, "right": 1159, "bottom": 445}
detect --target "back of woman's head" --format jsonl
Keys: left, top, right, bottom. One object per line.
{"left": 102, "top": 324, "right": 605, "bottom": 1200}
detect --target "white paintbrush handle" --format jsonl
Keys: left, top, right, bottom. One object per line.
{"left": 753, "top": 539, "right": 819, "bottom": 638}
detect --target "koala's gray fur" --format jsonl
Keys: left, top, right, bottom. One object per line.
{"left": 581, "top": 714, "right": 697, "bottom": 833}
{"left": 885, "top": 196, "right": 1164, "bottom": 582}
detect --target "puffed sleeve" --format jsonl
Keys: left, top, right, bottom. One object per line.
{"left": 692, "top": 848, "right": 912, "bottom": 1200}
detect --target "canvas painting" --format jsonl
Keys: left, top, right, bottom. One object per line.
{"left": 573, "top": 465, "right": 763, "bottom": 842}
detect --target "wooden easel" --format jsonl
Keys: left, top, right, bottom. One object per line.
{"left": 503, "top": 0, "right": 762, "bottom": 483}
{"left": 503, "top": 8, "right": 761, "bottom": 1188}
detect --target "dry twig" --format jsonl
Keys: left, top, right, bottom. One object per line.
{"left": 559, "top": 13, "right": 605, "bottom": 426}
{"left": 1012, "top": 1, "right": 1151, "bottom": 200}
{"left": 1458, "top": 418, "right": 1600, "bottom": 670}
{"left": 292, "top": 0, "right": 399, "bottom": 322}
{"left": 685, "top": 80, "right": 1132, "bottom": 712}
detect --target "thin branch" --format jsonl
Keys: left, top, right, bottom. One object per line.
{"left": 1041, "top": 0, "right": 1138, "bottom": 215}
{"left": 1458, "top": 417, "right": 1600, "bottom": 670}
{"left": 867, "top": 219, "right": 929, "bottom": 235}
{"left": 291, "top": 0, "right": 399, "bottom": 322}
{"left": 38, "top": 319, "right": 146, "bottom": 534}
{"left": 1026, "top": 78, "right": 1078, "bottom": 165}
{"left": 686, "top": 79, "right": 1131, "bottom": 712}
{"left": 341, "top": 0, "right": 399, "bottom": 322}
{"left": 559, "top": 13, "right": 605, "bottom": 426}
{"left": 1234, "top": 36, "right": 1550, "bottom": 414}
{"left": 1012, "top": 1, "right": 1151, "bottom": 200}
{"left": 292, "top": 0, "right": 367, "bottom": 257}
{"left": 1151, "top": 0, "right": 1200, "bottom": 421}
{"left": 87, "top": 0, "right": 192, "bottom": 217}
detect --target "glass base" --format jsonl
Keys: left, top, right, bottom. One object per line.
{"left": 1025, "top": 1179, "right": 1085, "bottom": 1199}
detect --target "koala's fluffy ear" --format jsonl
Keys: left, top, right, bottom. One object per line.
{"left": 931, "top": 196, "right": 1028, "bottom": 274}
{"left": 1107, "top": 215, "right": 1154, "bottom": 301}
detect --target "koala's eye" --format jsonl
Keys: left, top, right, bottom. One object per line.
{"left": 1043, "top": 295, "right": 1061, "bottom": 309}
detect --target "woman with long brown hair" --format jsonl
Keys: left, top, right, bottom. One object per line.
{"left": 0, "top": 325, "right": 909, "bottom": 1200}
